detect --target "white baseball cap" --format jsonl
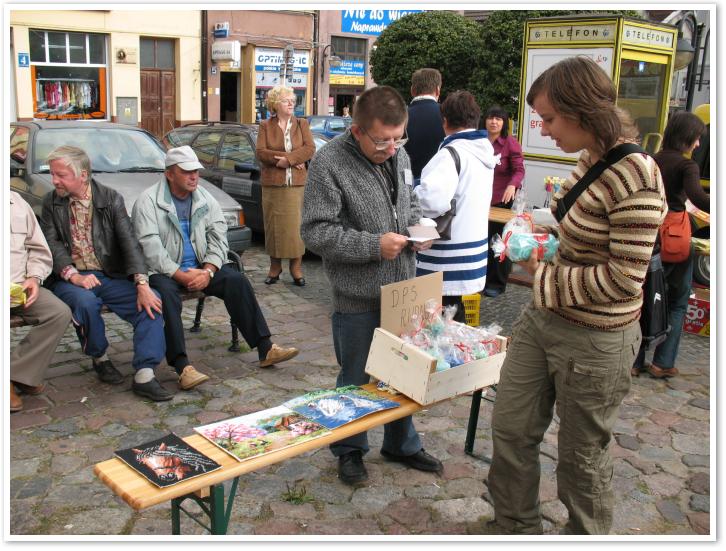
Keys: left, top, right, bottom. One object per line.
{"left": 165, "top": 145, "right": 204, "bottom": 171}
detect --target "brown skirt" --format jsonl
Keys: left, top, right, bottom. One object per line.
{"left": 262, "top": 185, "right": 305, "bottom": 259}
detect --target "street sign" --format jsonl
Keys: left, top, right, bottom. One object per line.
{"left": 17, "top": 52, "right": 30, "bottom": 67}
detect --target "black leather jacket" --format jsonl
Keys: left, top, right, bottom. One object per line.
{"left": 40, "top": 179, "right": 147, "bottom": 282}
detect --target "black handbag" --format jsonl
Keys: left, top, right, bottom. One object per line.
{"left": 639, "top": 250, "right": 671, "bottom": 347}
{"left": 433, "top": 146, "right": 461, "bottom": 240}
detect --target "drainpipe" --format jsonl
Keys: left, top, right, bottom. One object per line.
{"left": 201, "top": 10, "right": 208, "bottom": 122}
{"left": 312, "top": 11, "right": 319, "bottom": 115}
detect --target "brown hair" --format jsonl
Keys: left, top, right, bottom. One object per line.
{"left": 662, "top": 110, "right": 705, "bottom": 153}
{"left": 411, "top": 68, "right": 442, "bottom": 96}
{"left": 526, "top": 56, "right": 638, "bottom": 155}
{"left": 441, "top": 91, "right": 481, "bottom": 130}
{"left": 352, "top": 85, "right": 408, "bottom": 130}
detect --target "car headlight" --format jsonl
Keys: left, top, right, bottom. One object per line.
{"left": 224, "top": 210, "right": 244, "bottom": 228}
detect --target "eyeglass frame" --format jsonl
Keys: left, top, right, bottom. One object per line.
{"left": 360, "top": 126, "right": 409, "bottom": 150}
{"left": 277, "top": 98, "right": 297, "bottom": 105}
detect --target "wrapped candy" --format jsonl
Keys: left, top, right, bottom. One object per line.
{"left": 10, "top": 283, "right": 26, "bottom": 308}
{"left": 491, "top": 232, "right": 559, "bottom": 263}
{"left": 399, "top": 300, "right": 503, "bottom": 372}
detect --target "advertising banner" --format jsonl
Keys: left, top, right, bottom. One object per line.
{"left": 341, "top": 9, "right": 423, "bottom": 36}
{"left": 330, "top": 60, "right": 365, "bottom": 85}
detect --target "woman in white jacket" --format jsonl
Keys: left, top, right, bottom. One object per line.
{"left": 415, "top": 90, "right": 497, "bottom": 321}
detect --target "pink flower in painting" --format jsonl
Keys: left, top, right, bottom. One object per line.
{"left": 202, "top": 422, "right": 266, "bottom": 445}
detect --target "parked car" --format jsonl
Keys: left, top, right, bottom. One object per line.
{"left": 9, "top": 121, "right": 252, "bottom": 254}
{"left": 162, "top": 122, "right": 329, "bottom": 234}
{"left": 305, "top": 115, "right": 351, "bottom": 139}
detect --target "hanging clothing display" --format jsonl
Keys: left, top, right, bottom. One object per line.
{"left": 35, "top": 80, "right": 99, "bottom": 114}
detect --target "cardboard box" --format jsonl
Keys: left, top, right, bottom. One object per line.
{"left": 365, "top": 272, "right": 508, "bottom": 405}
{"left": 683, "top": 287, "right": 710, "bottom": 336}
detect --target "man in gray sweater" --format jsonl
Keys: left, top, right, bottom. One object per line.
{"left": 301, "top": 86, "right": 443, "bottom": 485}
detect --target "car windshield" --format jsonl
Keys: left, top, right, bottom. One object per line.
{"left": 308, "top": 118, "right": 326, "bottom": 132}
{"left": 33, "top": 127, "right": 166, "bottom": 173}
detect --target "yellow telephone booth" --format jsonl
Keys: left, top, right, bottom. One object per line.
{"left": 517, "top": 14, "right": 677, "bottom": 207}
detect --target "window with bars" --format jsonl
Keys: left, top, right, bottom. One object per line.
{"left": 29, "top": 29, "right": 106, "bottom": 65}
{"left": 331, "top": 36, "right": 367, "bottom": 62}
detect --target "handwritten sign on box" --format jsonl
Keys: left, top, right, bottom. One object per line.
{"left": 380, "top": 271, "right": 443, "bottom": 335}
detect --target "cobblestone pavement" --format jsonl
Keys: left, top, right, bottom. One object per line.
{"left": 8, "top": 242, "right": 711, "bottom": 537}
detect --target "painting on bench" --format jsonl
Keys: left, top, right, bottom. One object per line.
{"left": 195, "top": 406, "right": 330, "bottom": 462}
{"left": 115, "top": 433, "right": 221, "bottom": 487}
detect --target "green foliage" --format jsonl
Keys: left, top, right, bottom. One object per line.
{"left": 470, "top": 9, "right": 643, "bottom": 121}
{"left": 281, "top": 481, "right": 314, "bottom": 505}
{"left": 370, "top": 11, "right": 486, "bottom": 102}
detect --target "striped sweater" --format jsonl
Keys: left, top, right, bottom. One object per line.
{"left": 534, "top": 148, "right": 667, "bottom": 331}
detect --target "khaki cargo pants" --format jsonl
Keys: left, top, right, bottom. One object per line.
{"left": 488, "top": 303, "right": 641, "bottom": 534}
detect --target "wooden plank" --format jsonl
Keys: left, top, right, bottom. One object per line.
{"left": 94, "top": 383, "right": 422, "bottom": 511}
{"left": 489, "top": 207, "right": 516, "bottom": 225}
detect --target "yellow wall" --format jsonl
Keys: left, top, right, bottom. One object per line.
{"left": 10, "top": 10, "right": 202, "bottom": 122}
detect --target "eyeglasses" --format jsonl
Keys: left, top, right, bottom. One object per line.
{"left": 361, "top": 127, "right": 409, "bottom": 150}
{"left": 278, "top": 98, "right": 296, "bottom": 105}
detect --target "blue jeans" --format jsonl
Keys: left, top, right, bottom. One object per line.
{"left": 51, "top": 271, "right": 165, "bottom": 371}
{"left": 652, "top": 253, "right": 694, "bottom": 369}
{"left": 329, "top": 310, "right": 422, "bottom": 458}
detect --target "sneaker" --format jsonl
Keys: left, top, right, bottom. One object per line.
{"left": 338, "top": 450, "right": 368, "bottom": 485}
{"left": 260, "top": 344, "right": 299, "bottom": 368}
{"left": 132, "top": 378, "right": 174, "bottom": 401}
{"left": 380, "top": 448, "right": 443, "bottom": 473}
{"left": 93, "top": 359, "right": 124, "bottom": 385}
{"left": 178, "top": 365, "right": 209, "bottom": 390}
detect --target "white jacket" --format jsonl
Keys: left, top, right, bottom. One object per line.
{"left": 415, "top": 130, "right": 497, "bottom": 296}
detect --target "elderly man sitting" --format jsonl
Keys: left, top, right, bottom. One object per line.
{"left": 132, "top": 146, "right": 299, "bottom": 386}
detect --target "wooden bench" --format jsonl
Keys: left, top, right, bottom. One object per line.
{"left": 94, "top": 383, "right": 423, "bottom": 535}
{"left": 10, "top": 251, "right": 246, "bottom": 352}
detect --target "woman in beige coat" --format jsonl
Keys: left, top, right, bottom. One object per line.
{"left": 256, "top": 85, "right": 316, "bottom": 286}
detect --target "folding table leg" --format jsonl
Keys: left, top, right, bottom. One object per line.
{"left": 465, "top": 389, "right": 483, "bottom": 455}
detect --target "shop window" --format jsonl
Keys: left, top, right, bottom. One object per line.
{"left": 29, "top": 29, "right": 108, "bottom": 120}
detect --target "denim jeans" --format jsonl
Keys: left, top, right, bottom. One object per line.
{"left": 50, "top": 271, "right": 165, "bottom": 371}
{"left": 652, "top": 253, "right": 694, "bottom": 369}
{"left": 329, "top": 310, "right": 422, "bottom": 458}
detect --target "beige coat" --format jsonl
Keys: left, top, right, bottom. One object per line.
{"left": 256, "top": 116, "right": 316, "bottom": 187}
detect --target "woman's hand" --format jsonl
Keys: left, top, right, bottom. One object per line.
{"left": 516, "top": 248, "right": 540, "bottom": 276}
{"left": 293, "top": 163, "right": 305, "bottom": 170}
{"left": 501, "top": 185, "right": 517, "bottom": 204}
{"left": 274, "top": 156, "right": 291, "bottom": 168}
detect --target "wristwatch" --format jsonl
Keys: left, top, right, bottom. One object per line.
{"left": 205, "top": 268, "right": 215, "bottom": 279}
{"left": 136, "top": 279, "right": 148, "bottom": 286}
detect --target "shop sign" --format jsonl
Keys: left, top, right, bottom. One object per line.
{"left": 18, "top": 52, "right": 30, "bottom": 67}
{"left": 528, "top": 24, "right": 616, "bottom": 44}
{"left": 255, "top": 47, "right": 309, "bottom": 73}
{"left": 341, "top": 9, "right": 423, "bottom": 36}
{"left": 255, "top": 71, "right": 307, "bottom": 89}
{"left": 212, "top": 41, "right": 241, "bottom": 63}
{"left": 330, "top": 60, "right": 365, "bottom": 86}
{"left": 622, "top": 25, "right": 673, "bottom": 48}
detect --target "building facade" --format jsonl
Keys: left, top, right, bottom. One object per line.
{"left": 10, "top": 9, "right": 203, "bottom": 137}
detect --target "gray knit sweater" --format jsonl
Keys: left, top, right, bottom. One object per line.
{"left": 302, "top": 130, "right": 422, "bottom": 313}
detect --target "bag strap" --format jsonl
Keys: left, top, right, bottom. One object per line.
{"left": 444, "top": 145, "right": 461, "bottom": 176}
{"left": 555, "top": 143, "right": 646, "bottom": 223}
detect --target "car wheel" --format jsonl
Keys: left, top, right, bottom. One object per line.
{"left": 693, "top": 254, "right": 710, "bottom": 287}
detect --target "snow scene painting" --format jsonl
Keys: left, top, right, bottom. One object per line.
{"left": 282, "top": 385, "right": 400, "bottom": 430}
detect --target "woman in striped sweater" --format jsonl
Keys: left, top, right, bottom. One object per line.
{"left": 488, "top": 57, "right": 667, "bottom": 535}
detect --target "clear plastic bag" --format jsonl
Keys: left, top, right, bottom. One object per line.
{"left": 491, "top": 232, "right": 559, "bottom": 263}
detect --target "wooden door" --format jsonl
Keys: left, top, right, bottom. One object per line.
{"left": 141, "top": 69, "right": 175, "bottom": 138}
{"left": 141, "top": 69, "right": 161, "bottom": 137}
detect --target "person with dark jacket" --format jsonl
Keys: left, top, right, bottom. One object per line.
{"left": 404, "top": 68, "right": 445, "bottom": 184}
{"left": 633, "top": 111, "right": 710, "bottom": 379}
{"left": 39, "top": 145, "right": 170, "bottom": 402}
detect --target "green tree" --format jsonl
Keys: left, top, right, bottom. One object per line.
{"left": 470, "top": 10, "right": 642, "bottom": 121}
{"left": 369, "top": 11, "right": 486, "bottom": 102}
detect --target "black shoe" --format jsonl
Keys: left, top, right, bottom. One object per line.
{"left": 380, "top": 448, "right": 443, "bottom": 473}
{"left": 338, "top": 450, "right": 368, "bottom": 485}
{"left": 264, "top": 274, "right": 280, "bottom": 285}
{"left": 292, "top": 277, "right": 306, "bottom": 287}
{"left": 132, "top": 378, "right": 174, "bottom": 401}
{"left": 93, "top": 359, "right": 124, "bottom": 385}
{"left": 483, "top": 288, "right": 503, "bottom": 298}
